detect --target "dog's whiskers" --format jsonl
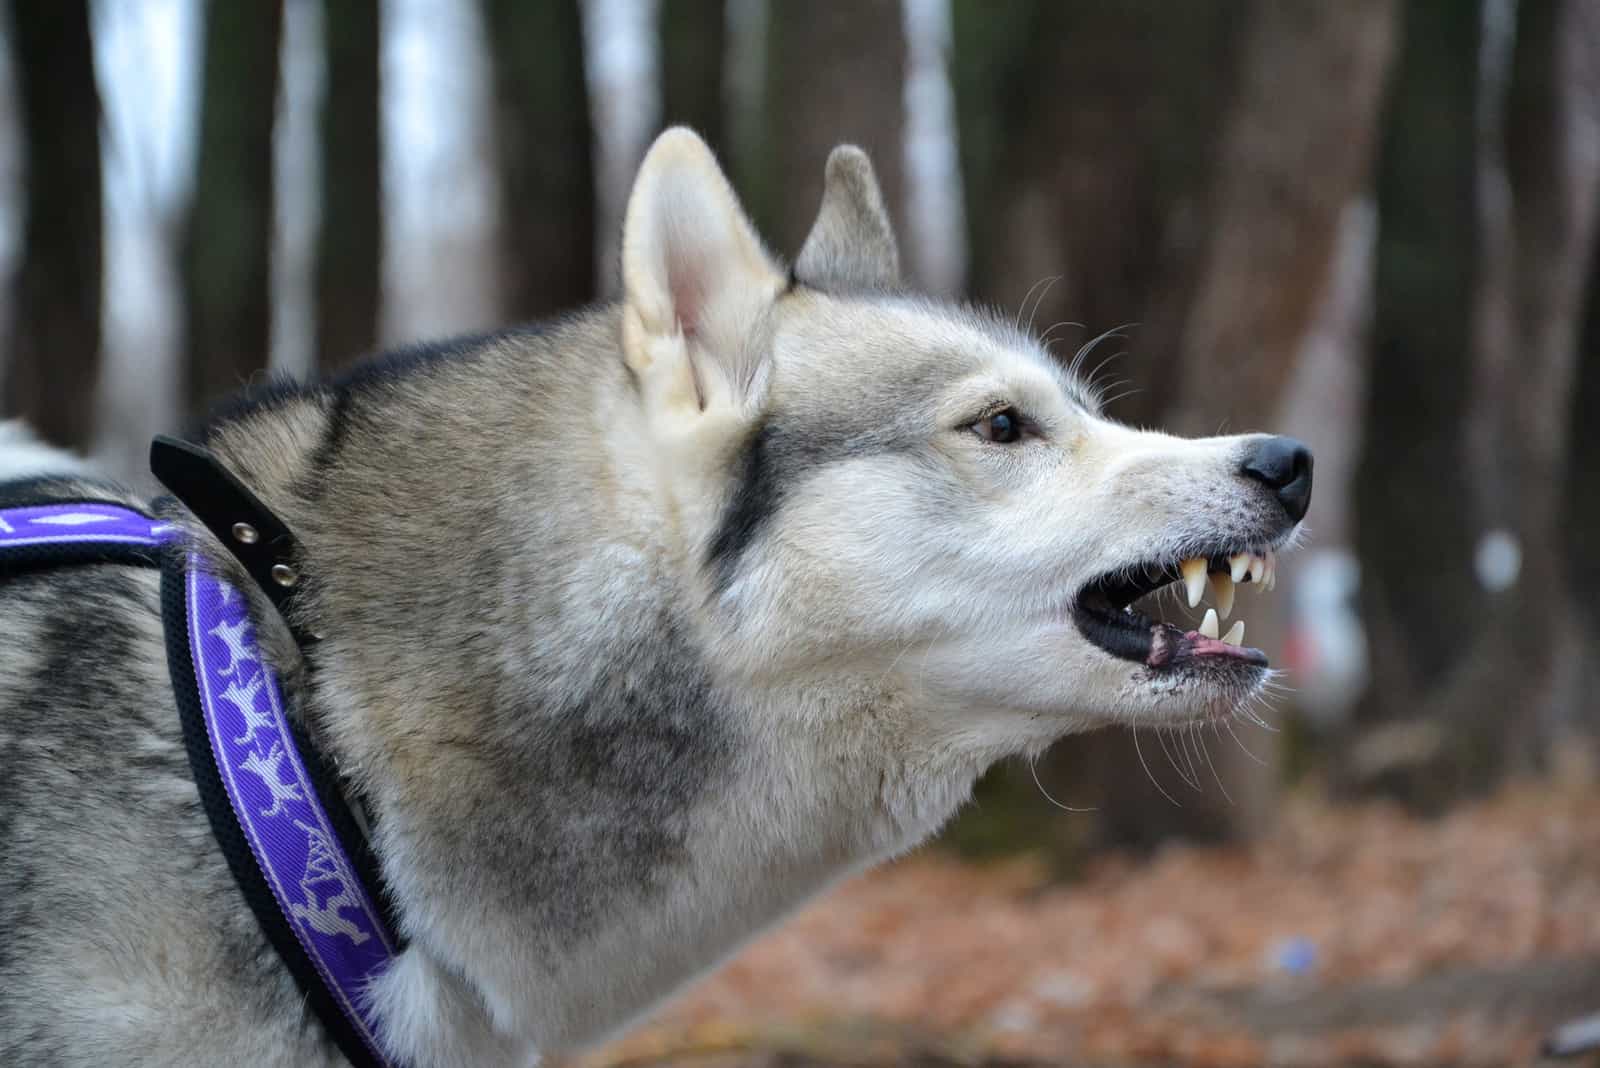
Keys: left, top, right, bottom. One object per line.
{"left": 1016, "top": 275, "right": 1062, "bottom": 337}
{"left": 1029, "top": 754, "right": 1097, "bottom": 813}
{"left": 1096, "top": 385, "right": 1144, "bottom": 410}
{"left": 1196, "top": 724, "right": 1233, "bottom": 805}
{"left": 1067, "top": 324, "right": 1134, "bottom": 381}
{"left": 1222, "top": 715, "right": 1268, "bottom": 766}
{"left": 1133, "top": 727, "right": 1183, "bottom": 808}
{"left": 1039, "top": 318, "right": 1085, "bottom": 348}
{"left": 1156, "top": 725, "right": 1201, "bottom": 790}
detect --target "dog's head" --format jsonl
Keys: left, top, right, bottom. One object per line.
{"left": 620, "top": 128, "right": 1310, "bottom": 746}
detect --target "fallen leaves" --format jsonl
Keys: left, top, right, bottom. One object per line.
{"left": 560, "top": 784, "right": 1600, "bottom": 1067}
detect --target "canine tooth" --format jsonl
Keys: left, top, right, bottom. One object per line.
{"left": 1199, "top": 608, "right": 1220, "bottom": 639}
{"left": 1181, "top": 557, "right": 1207, "bottom": 608}
{"left": 1222, "top": 620, "right": 1245, "bottom": 646}
{"left": 1247, "top": 554, "right": 1265, "bottom": 584}
{"left": 1210, "top": 572, "right": 1235, "bottom": 619}
{"left": 1229, "top": 553, "right": 1250, "bottom": 583}
{"left": 1263, "top": 551, "right": 1277, "bottom": 591}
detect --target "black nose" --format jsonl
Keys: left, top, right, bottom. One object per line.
{"left": 1239, "top": 436, "right": 1313, "bottom": 523}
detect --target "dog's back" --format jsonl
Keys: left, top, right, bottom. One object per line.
{"left": 0, "top": 426, "right": 345, "bottom": 1066}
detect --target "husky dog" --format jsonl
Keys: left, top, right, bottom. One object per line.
{"left": 0, "top": 129, "right": 1310, "bottom": 1067}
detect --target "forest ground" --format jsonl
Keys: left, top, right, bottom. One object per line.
{"left": 559, "top": 782, "right": 1600, "bottom": 1068}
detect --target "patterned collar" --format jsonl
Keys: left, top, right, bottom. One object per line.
{"left": 0, "top": 491, "right": 403, "bottom": 1068}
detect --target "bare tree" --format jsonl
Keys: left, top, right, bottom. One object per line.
{"left": 3, "top": 1, "right": 102, "bottom": 450}
{"left": 1349, "top": 0, "right": 1484, "bottom": 758}
{"left": 481, "top": 0, "right": 594, "bottom": 322}
{"left": 181, "top": 0, "right": 283, "bottom": 418}
{"left": 314, "top": 0, "right": 383, "bottom": 373}
{"left": 1567, "top": 201, "right": 1600, "bottom": 663}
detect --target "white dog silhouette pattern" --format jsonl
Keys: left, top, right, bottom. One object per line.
{"left": 238, "top": 743, "right": 306, "bottom": 818}
{"left": 290, "top": 821, "right": 372, "bottom": 945}
{"left": 220, "top": 672, "right": 272, "bottom": 746}
{"left": 206, "top": 597, "right": 375, "bottom": 948}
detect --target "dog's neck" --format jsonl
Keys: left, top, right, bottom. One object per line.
{"left": 185, "top": 312, "right": 988, "bottom": 1059}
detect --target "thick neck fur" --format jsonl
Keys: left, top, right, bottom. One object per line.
{"left": 193, "top": 308, "right": 984, "bottom": 1063}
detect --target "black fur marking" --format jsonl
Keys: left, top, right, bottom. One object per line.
{"left": 705, "top": 420, "right": 783, "bottom": 591}
{"left": 704, "top": 408, "right": 923, "bottom": 593}
{"left": 302, "top": 386, "right": 355, "bottom": 503}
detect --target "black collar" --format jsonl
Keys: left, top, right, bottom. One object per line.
{"left": 150, "top": 435, "right": 322, "bottom": 649}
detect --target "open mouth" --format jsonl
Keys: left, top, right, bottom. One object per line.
{"left": 1071, "top": 549, "right": 1282, "bottom": 672}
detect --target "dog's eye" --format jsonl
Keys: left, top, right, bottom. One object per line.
{"left": 972, "top": 408, "right": 1023, "bottom": 444}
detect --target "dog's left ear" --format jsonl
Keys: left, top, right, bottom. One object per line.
{"left": 622, "top": 127, "right": 784, "bottom": 419}
{"left": 794, "top": 146, "right": 900, "bottom": 292}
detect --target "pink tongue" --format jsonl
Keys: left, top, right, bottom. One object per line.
{"left": 1144, "top": 622, "right": 1269, "bottom": 668}
{"left": 1182, "top": 632, "right": 1261, "bottom": 660}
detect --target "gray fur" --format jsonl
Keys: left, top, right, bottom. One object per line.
{"left": 0, "top": 129, "right": 1305, "bottom": 1067}
{"left": 794, "top": 146, "right": 901, "bottom": 291}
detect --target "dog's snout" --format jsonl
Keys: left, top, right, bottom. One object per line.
{"left": 1239, "top": 436, "right": 1313, "bottom": 523}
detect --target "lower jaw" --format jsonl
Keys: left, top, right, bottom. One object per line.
{"left": 1071, "top": 607, "right": 1268, "bottom": 671}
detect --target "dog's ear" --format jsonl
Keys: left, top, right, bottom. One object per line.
{"left": 794, "top": 146, "right": 900, "bottom": 292}
{"left": 622, "top": 127, "right": 784, "bottom": 418}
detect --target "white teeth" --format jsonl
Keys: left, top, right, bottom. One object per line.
{"left": 1229, "top": 553, "right": 1250, "bottom": 583}
{"left": 1262, "top": 550, "right": 1277, "bottom": 592}
{"left": 1180, "top": 557, "right": 1207, "bottom": 608}
{"left": 1210, "top": 572, "right": 1235, "bottom": 619}
{"left": 1247, "top": 554, "right": 1265, "bottom": 584}
{"left": 1199, "top": 608, "right": 1220, "bottom": 638}
{"left": 1222, "top": 620, "right": 1245, "bottom": 646}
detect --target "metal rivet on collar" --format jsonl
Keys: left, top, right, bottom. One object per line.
{"left": 232, "top": 522, "right": 259, "bottom": 545}
{"left": 270, "top": 563, "right": 299, "bottom": 588}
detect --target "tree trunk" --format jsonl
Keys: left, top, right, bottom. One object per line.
{"left": 659, "top": 0, "right": 726, "bottom": 157}
{"left": 1446, "top": 0, "right": 1600, "bottom": 778}
{"left": 314, "top": 0, "right": 383, "bottom": 373}
{"left": 481, "top": 0, "right": 594, "bottom": 323}
{"left": 1565, "top": 188, "right": 1600, "bottom": 766}
{"left": 952, "top": 0, "right": 1244, "bottom": 429}
{"left": 4, "top": 1, "right": 102, "bottom": 451}
{"left": 182, "top": 0, "right": 283, "bottom": 419}
{"left": 1569, "top": 190, "right": 1600, "bottom": 649}
{"left": 1350, "top": 0, "right": 1484, "bottom": 749}
{"left": 1169, "top": 0, "right": 1397, "bottom": 437}
{"left": 756, "top": 0, "right": 906, "bottom": 262}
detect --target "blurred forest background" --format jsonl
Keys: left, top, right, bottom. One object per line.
{"left": 5, "top": 1, "right": 1600, "bottom": 1063}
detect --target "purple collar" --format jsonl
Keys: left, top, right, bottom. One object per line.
{"left": 0, "top": 494, "right": 402, "bottom": 1068}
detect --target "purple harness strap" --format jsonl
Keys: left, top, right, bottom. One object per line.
{"left": 0, "top": 500, "right": 173, "bottom": 547}
{"left": 0, "top": 499, "right": 401, "bottom": 1067}
{"left": 184, "top": 555, "right": 400, "bottom": 1062}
